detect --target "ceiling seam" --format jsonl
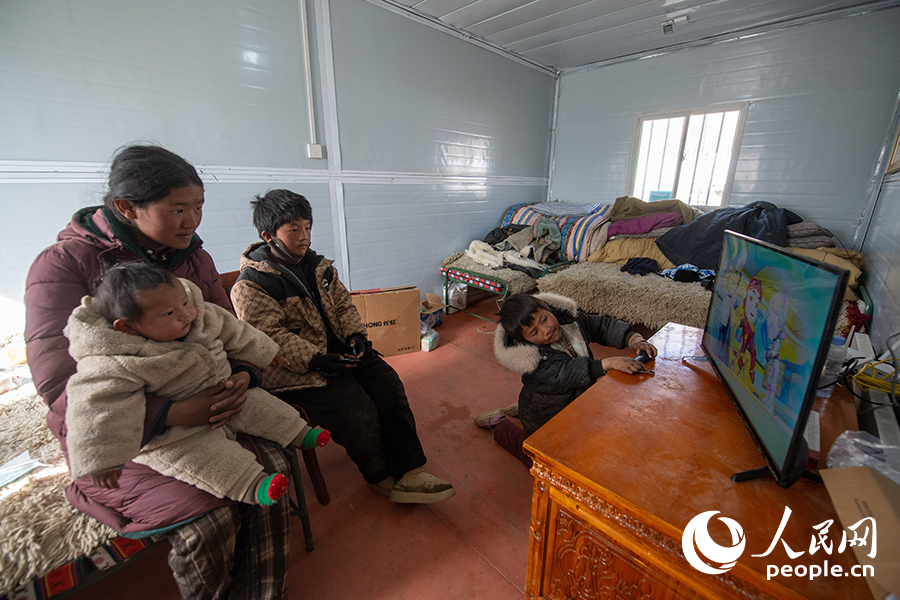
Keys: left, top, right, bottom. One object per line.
{"left": 364, "top": 0, "right": 559, "bottom": 77}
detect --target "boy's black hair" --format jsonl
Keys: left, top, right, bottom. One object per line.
{"left": 250, "top": 189, "right": 313, "bottom": 238}
{"left": 104, "top": 145, "right": 204, "bottom": 225}
{"left": 498, "top": 294, "right": 551, "bottom": 344}
{"left": 93, "top": 262, "right": 178, "bottom": 324}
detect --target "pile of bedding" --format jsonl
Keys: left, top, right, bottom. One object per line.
{"left": 442, "top": 197, "right": 865, "bottom": 331}
{"left": 583, "top": 196, "right": 701, "bottom": 270}
{"left": 538, "top": 198, "right": 865, "bottom": 330}
{"left": 440, "top": 201, "right": 614, "bottom": 297}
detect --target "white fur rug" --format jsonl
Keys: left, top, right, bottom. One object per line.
{"left": 538, "top": 262, "right": 712, "bottom": 330}
{"left": 0, "top": 381, "right": 115, "bottom": 594}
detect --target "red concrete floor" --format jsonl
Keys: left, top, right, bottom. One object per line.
{"left": 65, "top": 294, "right": 534, "bottom": 600}
{"left": 65, "top": 293, "right": 645, "bottom": 599}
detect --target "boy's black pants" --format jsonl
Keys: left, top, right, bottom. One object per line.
{"left": 276, "top": 354, "right": 427, "bottom": 484}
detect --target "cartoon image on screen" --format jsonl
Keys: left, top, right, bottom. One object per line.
{"left": 702, "top": 231, "right": 848, "bottom": 488}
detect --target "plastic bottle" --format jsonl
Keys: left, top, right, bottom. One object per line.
{"left": 817, "top": 335, "right": 847, "bottom": 398}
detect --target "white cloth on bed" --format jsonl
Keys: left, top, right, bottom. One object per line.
{"left": 465, "top": 240, "right": 545, "bottom": 271}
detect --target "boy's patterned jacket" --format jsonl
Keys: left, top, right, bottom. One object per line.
{"left": 231, "top": 242, "right": 367, "bottom": 392}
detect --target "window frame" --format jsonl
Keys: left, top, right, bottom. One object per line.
{"left": 626, "top": 103, "right": 749, "bottom": 208}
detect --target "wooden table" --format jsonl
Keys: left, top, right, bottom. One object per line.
{"left": 523, "top": 323, "right": 870, "bottom": 600}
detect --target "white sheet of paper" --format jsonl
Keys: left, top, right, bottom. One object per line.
{"left": 0, "top": 450, "right": 48, "bottom": 487}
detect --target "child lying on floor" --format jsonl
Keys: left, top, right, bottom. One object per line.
{"left": 475, "top": 292, "right": 657, "bottom": 466}
{"left": 64, "top": 262, "right": 330, "bottom": 506}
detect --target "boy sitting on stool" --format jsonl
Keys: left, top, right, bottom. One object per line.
{"left": 231, "top": 189, "right": 455, "bottom": 504}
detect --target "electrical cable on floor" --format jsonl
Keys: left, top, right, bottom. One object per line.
{"left": 476, "top": 297, "right": 505, "bottom": 334}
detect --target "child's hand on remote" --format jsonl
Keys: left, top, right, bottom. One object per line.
{"left": 92, "top": 468, "right": 123, "bottom": 489}
{"left": 628, "top": 334, "right": 658, "bottom": 359}
{"left": 270, "top": 353, "right": 289, "bottom": 369}
{"left": 602, "top": 355, "right": 651, "bottom": 374}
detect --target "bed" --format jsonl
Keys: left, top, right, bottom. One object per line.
{"left": 440, "top": 202, "right": 613, "bottom": 305}
{"left": 440, "top": 199, "right": 866, "bottom": 333}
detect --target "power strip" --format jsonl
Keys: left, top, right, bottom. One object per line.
{"left": 848, "top": 332, "right": 875, "bottom": 364}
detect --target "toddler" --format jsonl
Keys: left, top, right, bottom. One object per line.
{"left": 64, "top": 262, "right": 330, "bottom": 506}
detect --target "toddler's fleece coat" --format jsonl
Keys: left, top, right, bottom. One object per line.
{"left": 64, "top": 278, "right": 304, "bottom": 501}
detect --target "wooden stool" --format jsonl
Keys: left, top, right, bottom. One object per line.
{"left": 295, "top": 405, "right": 331, "bottom": 506}
{"left": 259, "top": 441, "right": 315, "bottom": 552}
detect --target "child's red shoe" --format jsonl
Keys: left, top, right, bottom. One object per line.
{"left": 257, "top": 473, "right": 289, "bottom": 506}
{"left": 301, "top": 428, "right": 331, "bottom": 449}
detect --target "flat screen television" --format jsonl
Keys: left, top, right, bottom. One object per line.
{"left": 701, "top": 231, "right": 849, "bottom": 488}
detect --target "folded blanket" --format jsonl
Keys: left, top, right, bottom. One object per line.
{"left": 608, "top": 212, "right": 683, "bottom": 236}
{"left": 785, "top": 222, "right": 834, "bottom": 239}
{"left": 785, "top": 235, "right": 836, "bottom": 249}
{"left": 587, "top": 238, "right": 675, "bottom": 270}
{"left": 785, "top": 222, "right": 836, "bottom": 248}
{"left": 607, "top": 196, "right": 698, "bottom": 224}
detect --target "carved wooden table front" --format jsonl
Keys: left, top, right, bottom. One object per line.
{"left": 523, "top": 323, "right": 870, "bottom": 600}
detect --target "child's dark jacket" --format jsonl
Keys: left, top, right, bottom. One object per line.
{"left": 493, "top": 293, "right": 634, "bottom": 434}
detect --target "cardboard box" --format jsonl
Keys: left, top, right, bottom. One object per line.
{"left": 351, "top": 286, "right": 421, "bottom": 357}
{"left": 820, "top": 466, "right": 900, "bottom": 599}
{"left": 420, "top": 293, "right": 446, "bottom": 329}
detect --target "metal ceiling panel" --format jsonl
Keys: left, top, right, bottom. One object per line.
{"left": 373, "top": 0, "right": 899, "bottom": 72}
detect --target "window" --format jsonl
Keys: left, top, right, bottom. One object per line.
{"left": 628, "top": 105, "right": 747, "bottom": 207}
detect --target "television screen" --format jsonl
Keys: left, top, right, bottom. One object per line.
{"left": 701, "top": 231, "right": 849, "bottom": 488}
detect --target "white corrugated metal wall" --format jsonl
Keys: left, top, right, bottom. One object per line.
{"left": 0, "top": 0, "right": 555, "bottom": 327}
{"left": 328, "top": 0, "right": 555, "bottom": 291}
{"left": 863, "top": 167, "right": 900, "bottom": 352}
{"left": 1, "top": 0, "right": 897, "bottom": 350}
{"left": 550, "top": 9, "right": 900, "bottom": 249}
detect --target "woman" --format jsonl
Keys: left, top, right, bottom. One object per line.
{"left": 24, "top": 145, "right": 291, "bottom": 599}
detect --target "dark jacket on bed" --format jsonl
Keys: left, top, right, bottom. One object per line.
{"left": 655, "top": 200, "right": 802, "bottom": 270}
{"left": 24, "top": 206, "right": 241, "bottom": 533}
{"left": 493, "top": 293, "right": 635, "bottom": 434}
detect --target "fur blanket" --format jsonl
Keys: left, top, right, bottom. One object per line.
{"left": 0, "top": 382, "right": 115, "bottom": 594}
{"left": 537, "top": 262, "right": 712, "bottom": 330}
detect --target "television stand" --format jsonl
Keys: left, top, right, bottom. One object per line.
{"left": 523, "top": 322, "right": 867, "bottom": 600}
{"left": 731, "top": 466, "right": 824, "bottom": 485}
{"left": 731, "top": 435, "right": 824, "bottom": 485}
